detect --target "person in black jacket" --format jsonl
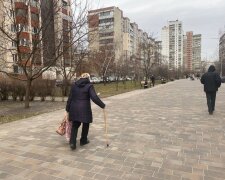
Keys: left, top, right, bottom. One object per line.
{"left": 201, "top": 65, "right": 221, "bottom": 115}
{"left": 66, "top": 73, "right": 105, "bottom": 150}
{"left": 150, "top": 75, "right": 155, "bottom": 87}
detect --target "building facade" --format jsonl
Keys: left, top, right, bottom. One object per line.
{"left": 0, "top": 0, "right": 72, "bottom": 79}
{"left": 161, "top": 26, "right": 169, "bottom": 63}
{"left": 192, "top": 34, "right": 201, "bottom": 72}
{"left": 183, "top": 32, "right": 201, "bottom": 72}
{"left": 88, "top": 6, "right": 123, "bottom": 61}
{"left": 219, "top": 33, "right": 225, "bottom": 76}
{"left": 168, "top": 20, "right": 183, "bottom": 70}
{"left": 88, "top": 7, "right": 158, "bottom": 64}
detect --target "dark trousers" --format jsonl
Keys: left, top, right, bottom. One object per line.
{"left": 70, "top": 121, "right": 89, "bottom": 145}
{"left": 152, "top": 81, "right": 155, "bottom": 87}
{"left": 206, "top": 92, "right": 216, "bottom": 113}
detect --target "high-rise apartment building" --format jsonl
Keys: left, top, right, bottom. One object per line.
{"left": 183, "top": 32, "right": 193, "bottom": 71}
{"left": 168, "top": 20, "right": 183, "bottom": 70}
{"left": 192, "top": 34, "right": 201, "bottom": 72}
{"left": 0, "top": 0, "right": 72, "bottom": 78}
{"left": 219, "top": 33, "right": 225, "bottom": 76}
{"left": 161, "top": 26, "right": 169, "bottom": 63}
{"left": 183, "top": 32, "right": 201, "bottom": 72}
{"left": 88, "top": 7, "right": 123, "bottom": 61}
{"left": 88, "top": 6, "right": 156, "bottom": 65}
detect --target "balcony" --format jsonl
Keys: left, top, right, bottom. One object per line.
{"left": 19, "top": 32, "right": 29, "bottom": 39}
{"left": 14, "top": 2, "right": 28, "bottom": 11}
{"left": 19, "top": 46, "right": 31, "bottom": 53}
{"left": 16, "top": 16, "right": 28, "bottom": 24}
{"left": 31, "top": 19, "right": 39, "bottom": 27}
{"left": 30, "top": 6, "right": 39, "bottom": 14}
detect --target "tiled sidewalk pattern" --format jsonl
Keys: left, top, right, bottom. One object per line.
{"left": 0, "top": 79, "right": 225, "bottom": 180}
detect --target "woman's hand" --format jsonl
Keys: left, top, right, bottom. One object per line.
{"left": 65, "top": 111, "right": 69, "bottom": 121}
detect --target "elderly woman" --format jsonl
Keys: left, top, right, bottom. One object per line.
{"left": 66, "top": 73, "right": 105, "bottom": 150}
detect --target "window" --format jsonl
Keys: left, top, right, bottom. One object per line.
{"left": 10, "top": 10, "right": 15, "bottom": 17}
{"left": 12, "top": 54, "right": 18, "bottom": 62}
{"left": 12, "top": 40, "right": 17, "bottom": 47}
{"left": 100, "top": 11, "right": 111, "bottom": 16}
{"left": 31, "top": 0, "right": 38, "bottom": 7}
{"left": 99, "top": 32, "right": 114, "bottom": 37}
{"left": 15, "top": 9, "right": 27, "bottom": 17}
{"left": 19, "top": 39, "right": 29, "bottom": 46}
{"left": 11, "top": 24, "right": 16, "bottom": 32}
{"left": 99, "top": 18, "right": 114, "bottom": 24}
{"left": 32, "top": 27, "right": 38, "bottom": 34}
{"left": 17, "top": 24, "right": 28, "bottom": 32}
{"left": 31, "top": 13, "right": 39, "bottom": 21}
{"left": 13, "top": 65, "right": 19, "bottom": 74}
{"left": 99, "top": 38, "right": 113, "bottom": 44}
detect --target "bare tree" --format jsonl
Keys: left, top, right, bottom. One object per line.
{"left": 90, "top": 44, "right": 115, "bottom": 85}
{"left": 51, "top": 1, "right": 92, "bottom": 96}
{"left": 139, "top": 35, "right": 157, "bottom": 83}
{"left": 0, "top": 0, "right": 91, "bottom": 108}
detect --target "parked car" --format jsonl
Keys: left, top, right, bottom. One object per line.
{"left": 161, "top": 78, "right": 166, "bottom": 84}
{"left": 90, "top": 77, "right": 101, "bottom": 84}
{"left": 55, "top": 80, "right": 63, "bottom": 87}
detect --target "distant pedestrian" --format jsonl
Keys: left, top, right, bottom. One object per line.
{"left": 201, "top": 65, "right": 221, "bottom": 115}
{"left": 150, "top": 75, "right": 155, "bottom": 87}
{"left": 196, "top": 73, "right": 200, "bottom": 80}
{"left": 66, "top": 73, "right": 106, "bottom": 150}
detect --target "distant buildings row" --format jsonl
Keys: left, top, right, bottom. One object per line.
{"left": 161, "top": 20, "right": 201, "bottom": 72}
{"left": 0, "top": 4, "right": 204, "bottom": 79}
{"left": 88, "top": 6, "right": 161, "bottom": 64}
{"left": 88, "top": 7, "right": 202, "bottom": 73}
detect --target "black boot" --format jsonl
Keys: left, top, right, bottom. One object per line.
{"left": 70, "top": 123, "right": 79, "bottom": 150}
{"left": 80, "top": 123, "right": 90, "bottom": 146}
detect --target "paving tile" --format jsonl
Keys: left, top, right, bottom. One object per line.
{"left": 0, "top": 80, "right": 225, "bottom": 180}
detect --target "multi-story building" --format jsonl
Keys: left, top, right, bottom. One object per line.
{"left": 168, "top": 20, "right": 183, "bottom": 70}
{"left": 0, "top": 0, "right": 72, "bottom": 79}
{"left": 219, "top": 33, "right": 225, "bottom": 76}
{"left": 183, "top": 32, "right": 201, "bottom": 72}
{"left": 88, "top": 6, "right": 161, "bottom": 79}
{"left": 192, "top": 34, "right": 201, "bottom": 72}
{"left": 155, "top": 41, "right": 162, "bottom": 65}
{"left": 88, "top": 7, "right": 156, "bottom": 62}
{"left": 41, "top": 0, "right": 73, "bottom": 79}
{"left": 88, "top": 6, "right": 123, "bottom": 61}
{"left": 183, "top": 32, "right": 193, "bottom": 71}
{"left": 161, "top": 26, "right": 169, "bottom": 63}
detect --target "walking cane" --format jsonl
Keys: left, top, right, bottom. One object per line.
{"left": 103, "top": 109, "right": 109, "bottom": 147}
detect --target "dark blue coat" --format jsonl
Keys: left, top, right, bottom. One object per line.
{"left": 66, "top": 78, "right": 105, "bottom": 123}
{"left": 201, "top": 65, "right": 221, "bottom": 92}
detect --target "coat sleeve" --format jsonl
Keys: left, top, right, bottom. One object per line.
{"left": 89, "top": 85, "right": 105, "bottom": 109}
{"left": 215, "top": 74, "right": 222, "bottom": 88}
{"left": 66, "top": 87, "right": 73, "bottom": 112}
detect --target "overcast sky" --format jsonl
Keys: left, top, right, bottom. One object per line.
{"left": 91, "top": 0, "right": 225, "bottom": 61}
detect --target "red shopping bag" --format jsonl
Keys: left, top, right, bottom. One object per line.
{"left": 56, "top": 117, "right": 67, "bottom": 136}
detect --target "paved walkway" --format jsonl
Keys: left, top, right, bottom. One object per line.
{"left": 0, "top": 79, "right": 225, "bottom": 180}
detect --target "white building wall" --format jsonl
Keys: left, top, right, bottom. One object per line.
{"left": 168, "top": 20, "right": 183, "bottom": 70}
{"left": 161, "top": 26, "right": 169, "bottom": 63}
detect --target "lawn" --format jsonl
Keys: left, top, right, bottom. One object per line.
{"left": 94, "top": 80, "right": 143, "bottom": 98}
{"left": 0, "top": 80, "right": 161, "bottom": 124}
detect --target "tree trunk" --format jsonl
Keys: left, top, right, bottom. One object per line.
{"left": 25, "top": 79, "right": 32, "bottom": 108}
{"left": 116, "top": 79, "right": 119, "bottom": 91}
